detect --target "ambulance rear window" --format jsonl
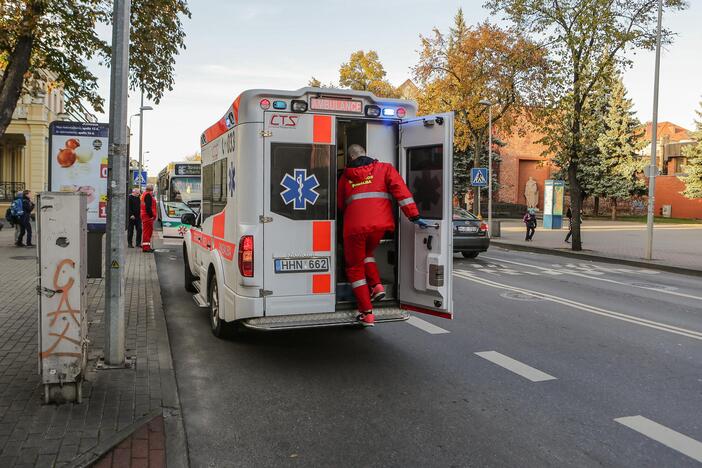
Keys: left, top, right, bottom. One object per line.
{"left": 270, "top": 143, "right": 333, "bottom": 221}
{"left": 407, "top": 145, "right": 443, "bottom": 220}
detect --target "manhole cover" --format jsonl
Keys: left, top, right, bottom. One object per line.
{"left": 10, "top": 255, "right": 36, "bottom": 260}
{"left": 629, "top": 282, "right": 678, "bottom": 291}
{"left": 500, "top": 291, "right": 544, "bottom": 301}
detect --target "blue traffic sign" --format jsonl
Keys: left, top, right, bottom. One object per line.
{"left": 471, "top": 167, "right": 488, "bottom": 187}
{"left": 132, "top": 170, "right": 147, "bottom": 187}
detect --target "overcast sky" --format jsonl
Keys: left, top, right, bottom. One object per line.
{"left": 91, "top": 0, "right": 702, "bottom": 175}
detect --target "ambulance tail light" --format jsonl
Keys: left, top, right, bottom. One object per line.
{"left": 239, "top": 235, "right": 254, "bottom": 277}
{"left": 291, "top": 100, "right": 308, "bottom": 113}
{"left": 365, "top": 105, "right": 381, "bottom": 118}
{"left": 259, "top": 99, "right": 271, "bottom": 110}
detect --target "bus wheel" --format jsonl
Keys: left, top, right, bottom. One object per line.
{"left": 183, "top": 246, "right": 197, "bottom": 292}
{"left": 209, "top": 276, "right": 228, "bottom": 338}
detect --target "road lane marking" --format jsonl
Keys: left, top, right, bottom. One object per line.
{"left": 475, "top": 351, "right": 556, "bottom": 382}
{"left": 482, "top": 256, "right": 702, "bottom": 301}
{"left": 615, "top": 416, "right": 702, "bottom": 463}
{"left": 406, "top": 316, "right": 450, "bottom": 334}
{"left": 453, "top": 271, "right": 702, "bottom": 341}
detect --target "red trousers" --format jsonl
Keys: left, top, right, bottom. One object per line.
{"left": 141, "top": 217, "right": 154, "bottom": 251}
{"left": 344, "top": 230, "right": 384, "bottom": 313}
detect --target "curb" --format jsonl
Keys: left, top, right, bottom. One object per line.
{"left": 490, "top": 240, "right": 702, "bottom": 277}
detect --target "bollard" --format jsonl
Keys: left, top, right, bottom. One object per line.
{"left": 490, "top": 220, "right": 501, "bottom": 238}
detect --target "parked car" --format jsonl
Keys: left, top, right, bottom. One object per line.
{"left": 453, "top": 207, "right": 489, "bottom": 258}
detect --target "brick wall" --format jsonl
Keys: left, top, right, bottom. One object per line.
{"left": 654, "top": 176, "right": 702, "bottom": 219}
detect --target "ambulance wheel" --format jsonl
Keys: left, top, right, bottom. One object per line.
{"left": 461, "top": 251, "right": 479, "bottom": 259}
{"left": 208, "top": 276, "right": 234, "bottom": 338}
{"left": 183, "top": 246, "right": 197, "bottom": 292}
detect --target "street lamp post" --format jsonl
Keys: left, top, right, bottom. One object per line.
{"left": 479, "top": 99, "right": 493, "bottom": 236}
{"left": 137, "top": 90, "right": 153, "bottom": 179}
{"left": 645, "top": 0, "right": 663, "bottom": 260}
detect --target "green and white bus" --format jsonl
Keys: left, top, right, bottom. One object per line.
{"left": 157, "top": 161, "right": 201, "bottom": 238}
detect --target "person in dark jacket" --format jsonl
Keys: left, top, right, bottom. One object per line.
{"left": 337, "top": 144, "right": 428, "bottom": 327}
{"left": 16, "top": 190, "right": 35, "bottom": 247}
{"left": 523, "top": 209, "right": 537, "bottom": 241}
{"left": 127, "top": 187, "right": 142, "bottom": 248}
{"left": 565, "top": 207, "right": 573, "bottom": 243}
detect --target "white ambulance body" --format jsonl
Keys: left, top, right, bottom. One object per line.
{"left": 183, "top": 87, "right": 453, "bottom": 336}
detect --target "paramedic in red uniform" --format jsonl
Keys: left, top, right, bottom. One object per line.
{"left": 140, "top": 184, "right": 157, "bottom": 252}
{"left": 338, "top": 144, "right": 428, "bottom": 327}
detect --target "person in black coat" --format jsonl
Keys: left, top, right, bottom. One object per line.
{"left": 127, "top": 187, "right": 142, "bottom": 248}
{"left": 16, "top": 190, "right": 35, "bottom": 247}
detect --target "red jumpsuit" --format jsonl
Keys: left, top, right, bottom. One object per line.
{"left": 337, "top": 157, "right": 419, "bottom": 313}
{"left": 140, "top": 191, "right": 157, "bottom": 251}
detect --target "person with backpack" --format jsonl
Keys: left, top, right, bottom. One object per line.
{"left": 16, "top": 190, "right": 35, "bottom": 247}
{"left": 523, "top": 208, "right": 537, "bottom": 241}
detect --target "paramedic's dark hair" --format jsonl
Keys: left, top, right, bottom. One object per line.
{"left": 348, "top": 144, "right": 366, "bottom": 160}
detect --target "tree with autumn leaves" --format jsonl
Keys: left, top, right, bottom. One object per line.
{"left": 413, "top": 10, "right": 548, "bottom": 209}
{"left": 0, "top": 0, "right": 191, "bottom": 139}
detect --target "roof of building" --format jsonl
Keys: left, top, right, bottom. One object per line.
{"left": 642, "top": 121, "right": 691, "bottom": 142}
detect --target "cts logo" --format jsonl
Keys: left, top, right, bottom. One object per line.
{"left": 269, "top": 114, "right": 299, "bottom": 128}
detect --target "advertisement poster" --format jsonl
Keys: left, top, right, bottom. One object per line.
{"left": 543, "top": 182, "right": 554, "bottom": 215}
{"left": 553, "top": 181, "right": 565, "bottom": 216}
{"left": 49, "top": 122, "right": 109, "bottom": 231}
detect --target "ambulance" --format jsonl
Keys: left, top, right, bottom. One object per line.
{"left": 181, "top": 87, "right": 454, "bottom": 336}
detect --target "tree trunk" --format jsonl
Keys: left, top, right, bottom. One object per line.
{"left": 0, "top": 2, "right": 43, "bottom": 139}
{"left": 610, "top": 198, "right": 617, "bottom": 220}
{"left": 593, "top": 196, "right": 599, "bottom": 216}
{"left": 568, "top": 163, "right": 583, "bottom": 250}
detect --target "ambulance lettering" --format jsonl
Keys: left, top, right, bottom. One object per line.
{"left": 269, "top": 114, "right": 299, "bottom": 128}
{"left": 280, "top": 169, "right": 319, "bottom": 210}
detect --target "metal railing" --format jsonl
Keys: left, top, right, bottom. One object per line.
{"left": 0, "top": 182, "right": 26, "bottom": 202}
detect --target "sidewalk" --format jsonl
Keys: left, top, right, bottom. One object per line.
{"left": 492, "top": 219, "right": 702, "bottom": 273}
{"left": 0, "top": 227, "right": 186, "bottom": 467}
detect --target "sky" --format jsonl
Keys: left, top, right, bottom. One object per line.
{"left": 89, "top": 0, "right": 702, "bottom": 176}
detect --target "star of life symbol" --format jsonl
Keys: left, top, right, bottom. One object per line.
{"left": 228, "top": 163, "right": 236, "bottom": 197}
{"left": 178, "top": 224, "right": 189, "bottom": 236}
{"left": 280, "top": 169, "right": 320, "bottom": 210}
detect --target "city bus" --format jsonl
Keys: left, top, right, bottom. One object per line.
{"left": 181, "top": 87, "right": 454, "bottom": 336}
{"left": 157, "top": 161, "right": 201, "bottom": 238}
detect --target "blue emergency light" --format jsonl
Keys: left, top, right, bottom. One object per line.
{"left": 273, "top": 100, "right": 287, "bottom": 110}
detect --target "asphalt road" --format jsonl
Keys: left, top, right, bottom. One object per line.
{"left": 155, "top": 244, "right": 702, "bottom": 467}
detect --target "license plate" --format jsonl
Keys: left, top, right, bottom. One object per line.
{"left": 458, "top": 226, "right": 478, "bottom": 233}
{"left": 275, "top": 257, "right": 330, "bottom": 273}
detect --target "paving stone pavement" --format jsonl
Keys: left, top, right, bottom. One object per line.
{"left": 0, "top": 227, "right": 186, "bottom": 468}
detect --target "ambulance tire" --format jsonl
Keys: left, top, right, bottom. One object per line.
{"left": 461, "top": 251, "right": 479, "bottom": 259}
{"left": 208, "top": 275, "right": 238, "bottom": 339}
{"left": 183, "top": 246, "right": 197, "bottom": 292}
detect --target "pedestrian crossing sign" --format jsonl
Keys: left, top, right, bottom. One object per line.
{"left": 471, "top": 168, "right": 488, "bottom": 187}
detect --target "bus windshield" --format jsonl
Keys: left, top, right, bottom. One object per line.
{"left": 170, "top": 177, "right": 201, "bottom": 204}
{"left": 163, "top": 201, "right": 196, "bottom": 219}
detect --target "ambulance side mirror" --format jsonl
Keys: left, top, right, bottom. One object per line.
{"left": 181, "top": 212, "right": 197, "bottom": 227}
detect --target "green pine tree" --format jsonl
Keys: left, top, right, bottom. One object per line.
{"left": 596, "top": 75, "right": 646, "bottom": 219}
{"left": 682, "top": 101, "right": 702, "bottom": 199}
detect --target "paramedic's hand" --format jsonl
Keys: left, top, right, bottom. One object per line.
{"left": 413, "top": 218, "right": 430, "bottom": 229}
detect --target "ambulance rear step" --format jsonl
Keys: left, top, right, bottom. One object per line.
{"left": 242, "top": 308, "right": 410, "bottom": 331}
{"left": 191, "top": 280, "right": 209, "bottom": 308}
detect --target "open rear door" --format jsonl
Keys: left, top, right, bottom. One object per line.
{"left": 398, "top": 113, "right": 454, "bottom": 319}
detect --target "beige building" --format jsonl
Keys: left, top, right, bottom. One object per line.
{"left": 0, "top": 73, "right": 93, "bottom": 210}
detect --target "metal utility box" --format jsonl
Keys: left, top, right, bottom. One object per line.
{"left": 37, "top": 192, "right": 88, "bottom": 404}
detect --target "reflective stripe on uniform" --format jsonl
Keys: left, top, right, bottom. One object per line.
{"left": 345, "top": 192, "right": 392, "bottom": 205}
{"left": 363, "top": 257, "right": 375, "bottom": 264}
{"left": 398, "top": 197, "right": 415, "bottom": 207}
{"left": 351, "top": 279, "right": 367, "bottom": 289}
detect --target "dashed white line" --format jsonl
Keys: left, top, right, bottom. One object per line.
{"left": 615, "top": 416, "right": 702, "bottom": 463}
{"left": 453, "top": 271, "right": 702, "bottom": 341}
{"left": 475, "top": 351, "right": 557, "bottom": 382}
{"left": 406, "top": 316, "right": 450, "bottom": 334}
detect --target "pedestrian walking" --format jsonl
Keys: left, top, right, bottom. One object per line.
{"left": 16, "top": 190, "right": 35, "bottom": 247}
{"left": 337, "top": 144, "right": 428, "bottom": 327}
{"left": 523, "top": 209, "right": 536, "bottom": 241}
{"left": 140, "top": 184, "right": 157, "bottom": 252}
{"left": 565, "top": 206, "right": 573, "bottom": 243}
{"left": 127, "top": 187, "right": 142, "bottom": 248}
